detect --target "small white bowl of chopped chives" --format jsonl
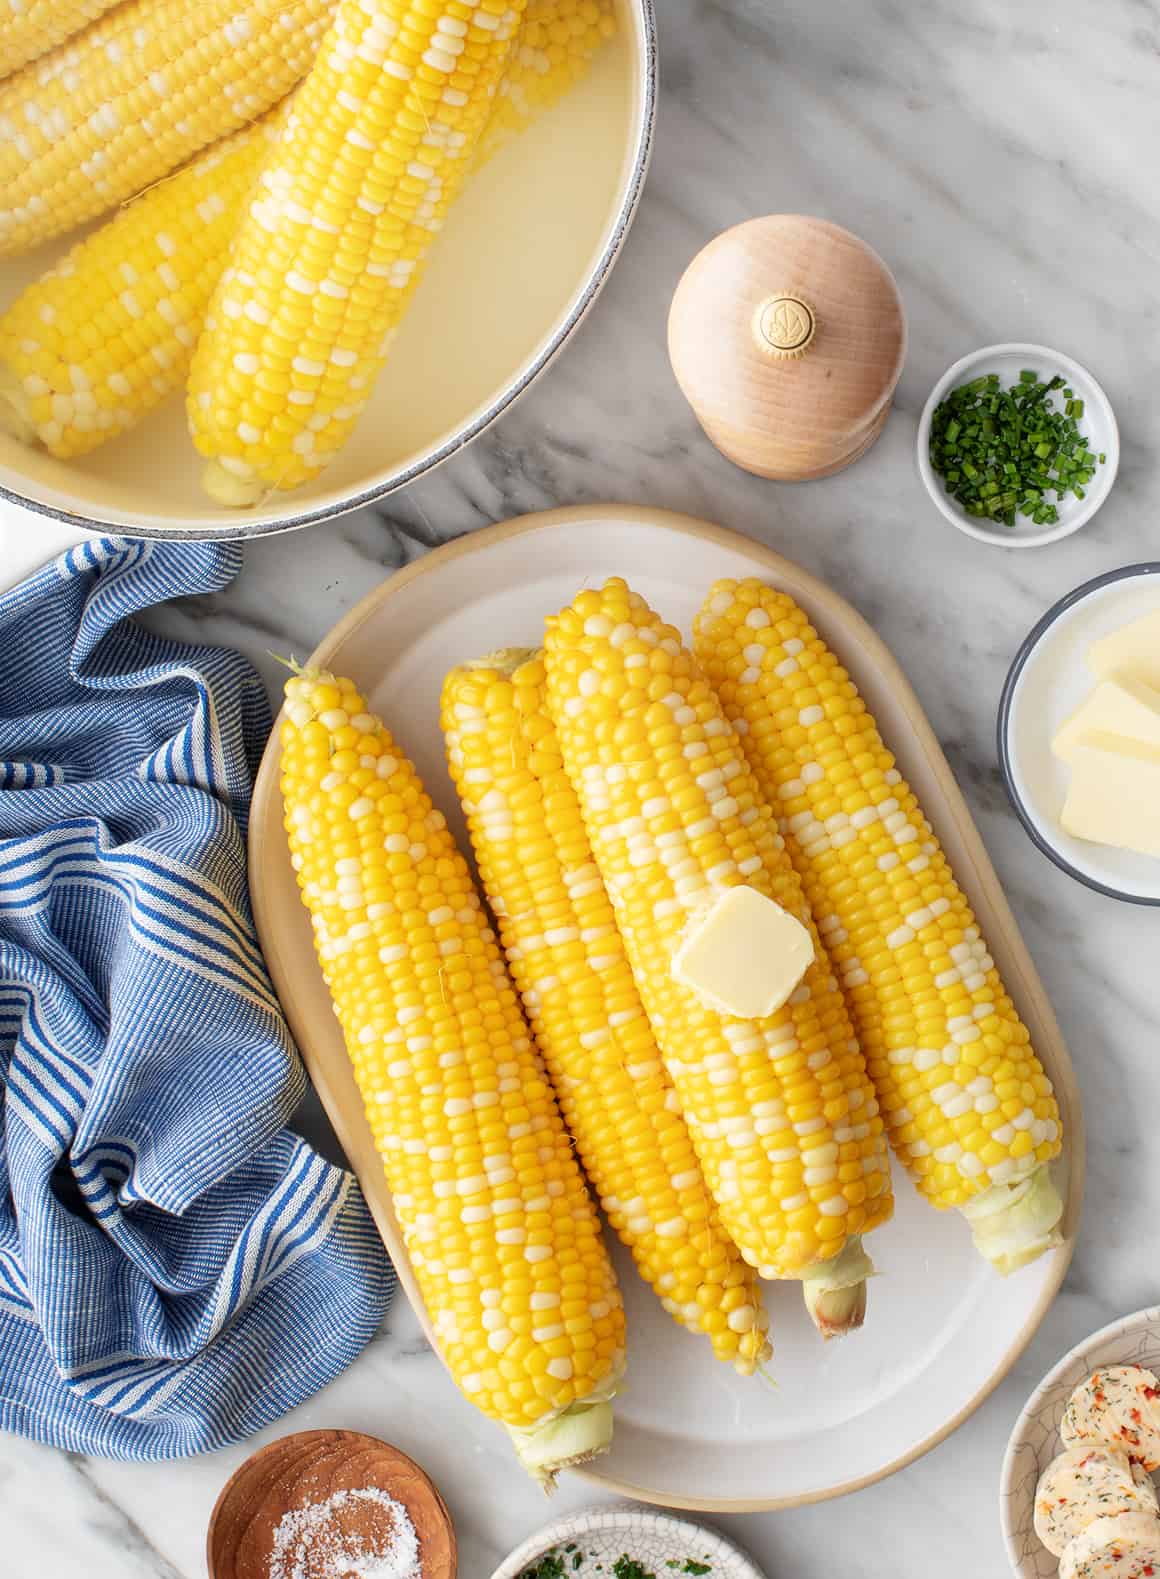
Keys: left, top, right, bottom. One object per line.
{"left": 917, "top": 343, "right": 1119, "bottom": 547}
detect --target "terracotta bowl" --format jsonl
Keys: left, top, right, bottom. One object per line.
{"left": 206, "top": 1429, "right": 456, "bottom": 1579}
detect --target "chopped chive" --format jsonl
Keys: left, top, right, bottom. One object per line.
{"left": 928, "top": 368, "right": 1105, "bottom": 530}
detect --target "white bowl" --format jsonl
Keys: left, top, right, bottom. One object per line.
{"left": 0, "top": 1, "right": 655, "bottom": 540}
{"left": 917, "top": 343, "right": 1118, "bottom": 548}
{"left": 998, "top": 563, "right": 1160, "bottom": 904}
{"left": 1000, "top": 1306, "right": 1160, "bottom": 1579}
{"left": 490, "top": 1506, "right": 766, "bottom": 1579}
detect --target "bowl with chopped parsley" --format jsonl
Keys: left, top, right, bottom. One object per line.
{"left": 917, "top": 343, "right": 1118, "bottom": 547}
{"left": 490, "top": 1507, "right": 766, "bottom": 1579}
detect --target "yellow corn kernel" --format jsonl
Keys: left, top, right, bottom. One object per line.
{"left": 442, "top": 649, "right": 771, "bottom": 1375}
{"left": 1, "top": 0, "right": 122, "bottom": 80}
{"left": 473, "top": 0, "right": 616, "bottom": 166}
{"left": 0, "top": 0, "right": 335, "bottom": 257}
{"left": 187, "top": 0, "right": 529, "bottom": 506}
{"left": 694, "top": 578, "right": 1064, "bottom": 1272}
{"left": 544, "top": 578, "right": 893, "bottom": 1336}
{"left": 0, "top": 112, "right": 284, "bottom": 459}
{"left": 281, "top": 666, "right": 624, "bottom": 1483}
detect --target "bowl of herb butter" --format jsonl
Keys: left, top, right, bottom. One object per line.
{"left": 917, "top": 343, "right": 1118, "bottom": 547}
{"left": 490, "top": 1507, "right": 767, "bottom": 1579}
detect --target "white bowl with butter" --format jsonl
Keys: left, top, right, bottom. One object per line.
{"left": 999, "top": 564, "right": 1160, "bottom": 903}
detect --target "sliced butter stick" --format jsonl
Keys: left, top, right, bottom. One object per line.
{"left": 1059, "top": 1513, "right": 1160, "bottom": 1579}
{"left": 1089, "top": 609, "right": 1160, "bottom": 691}
{"left": 1035, "top": 1445, "right": 1158, "bottom": 1557}
{"left": 671, "top": 884, "right": 814, "bottom": 1020}
{"left": 1060, "top": 738, "right": 1160, "bottom": 859}
{"left": 1062, "top": 1366, "right": 1160, "bottom": 1472}
{"left": 1053, "top": 677, "right": 1160, "bottom": 762}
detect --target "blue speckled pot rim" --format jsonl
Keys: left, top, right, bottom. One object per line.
{"left": 997, "top": 561, "right": 1160, "bottom": 906}
{"left": 0, "top": 0, "right": 658, "bottom": 543}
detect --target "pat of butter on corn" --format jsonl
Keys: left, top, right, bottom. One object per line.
{"left": 671, "top": 885, "right": 814, "bottom": 1020}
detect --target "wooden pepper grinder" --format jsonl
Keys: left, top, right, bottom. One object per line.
{"left": 668, "top": 215, "right": 906, "bottom": 481}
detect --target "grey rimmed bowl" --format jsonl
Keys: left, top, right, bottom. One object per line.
{"left": 998, "top": 562, "right": 1160, "bottom": 903}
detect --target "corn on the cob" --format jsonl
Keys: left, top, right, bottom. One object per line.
{"left": 1, "top": 0, "right": 121, "bottom": 81}
{"left": 0, "top": 0, "right": 335, "bottom": 258}
{"left": 693, "top": 578, "right": 1065, "bottom": 1275}
{"left": 543, "top": 579, "right": 894, "bottom": 1337}
{"left": 473, "top": 0, "right": 615, "bottom": 166}
{"left": 187, "top": 0, "right": 527, "bottom": 508}
{"left": 442, "top": 650, "right": 772, "bottom": 1373}
{"left": 281, "top": 666, "right": 624, "bottom": 1483}
{"left": 0, "top": 0, "right": 610, "bottom": 463}
{"left": 0, "top": 111, "right": 284, "bottom": 460}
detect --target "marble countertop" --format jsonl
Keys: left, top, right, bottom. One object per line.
{"left": 4, "top": 1, "right": 1160, "bottom": 1574}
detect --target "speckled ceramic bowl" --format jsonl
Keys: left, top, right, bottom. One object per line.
{"left": 1000, "top": 1307, "right": 1160, "bottom": 1577}
{"left": 490, "top": 1506, "right": 766, "bottom": 1579}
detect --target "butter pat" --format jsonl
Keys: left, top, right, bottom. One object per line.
{"left": 1052, "top": 676, "right": 1160, "bottom": 762}
{"left": 1088, "top": 609, "right": 1160, "bottom": 690}
{"left": 671, "top": 885, "right": 814, "bottom": 1019}
{"left": 1061, "top": 734, "right": 1160, "bottom": 858}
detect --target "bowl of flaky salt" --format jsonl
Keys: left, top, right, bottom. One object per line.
{"left": 207, "top": 1429, "right": 456, "bottom": 1579}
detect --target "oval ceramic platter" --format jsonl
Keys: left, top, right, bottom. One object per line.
{"left": 1001, "top": 1307, "right": 1160, "bottom": 1579}
{"left": 249, "top": 505, "right": 1083, "bottom": 1512}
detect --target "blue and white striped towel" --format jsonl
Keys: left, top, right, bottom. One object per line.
{"left": 0, "top": 534, "right": 394, "bottom": 1460}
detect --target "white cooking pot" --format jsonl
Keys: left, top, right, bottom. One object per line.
{"left": 0, "top": 1, "right": 656, "bottom": 541}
